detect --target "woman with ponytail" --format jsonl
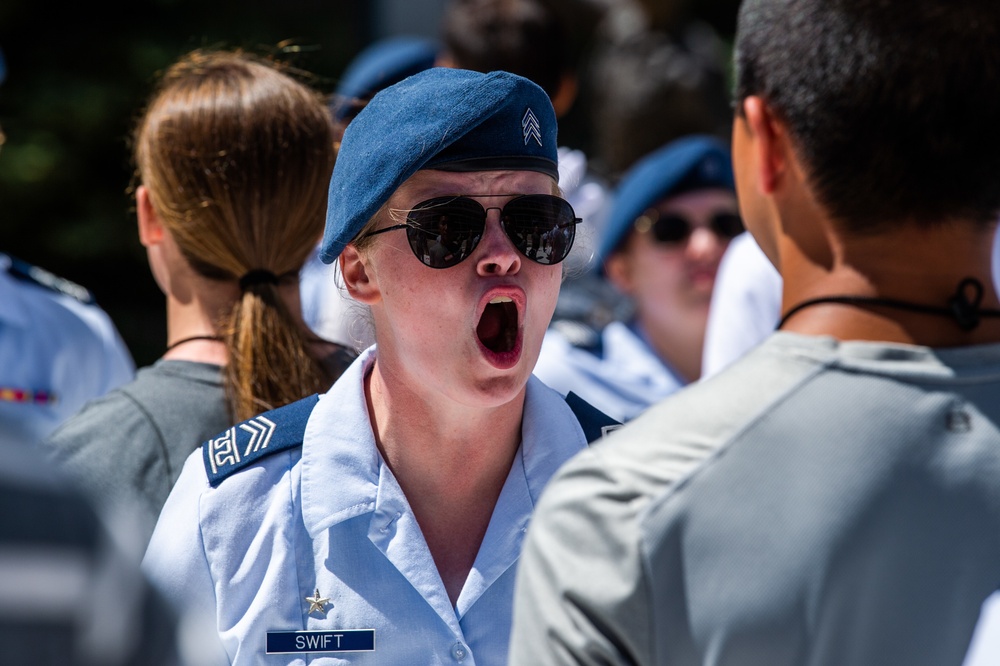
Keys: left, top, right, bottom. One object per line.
{"left": 43, "top": 48, "right": 355, "bottom": 547}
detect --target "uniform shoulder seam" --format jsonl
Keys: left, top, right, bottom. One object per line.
{"left": 4, "top": 255, "right": 95, "bottom": 304}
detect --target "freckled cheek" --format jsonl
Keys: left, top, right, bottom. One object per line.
{"left": 533, "top": 268, "right": 563, "bottom": 322}
{"left": 395, "top": 274, "right": 468, "bottom": 333}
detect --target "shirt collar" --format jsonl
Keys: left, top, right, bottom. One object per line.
{"left": 299, "top": 348, "right": 588, "bottom": 538}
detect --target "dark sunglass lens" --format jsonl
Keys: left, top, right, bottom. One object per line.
{"left": 651, "top": 214, "right": 692, "bottom": 244}
{"left": 503, "top": 195, "right": 577, "bottom": 265}
{"left": 406, "top": 197, "right": 485, "bottom": 269}
{"left": 712, "top": 212, "right": 745, "bottom": 239}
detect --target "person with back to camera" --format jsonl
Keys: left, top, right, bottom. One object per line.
{"left": 142, "top": 66, "right": 619, "bottom": 665}
{"left": 0, "top": 51, "right": 134, "bottom": 448}
{"left": 532, "top": 134, "right": 742, "bottom": 423}
{"left": 510, "top": 0, "right": 1000, "bottom": 664}
{"left": 42, "top": 48, "right": 355, "bottom": 547}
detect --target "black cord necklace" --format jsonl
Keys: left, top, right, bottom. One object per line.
{"left": 777, "top": 277, "right": 1000, "bottom": 332}
{"left": 164, "top": 335, "right": 223, "bottom": 352}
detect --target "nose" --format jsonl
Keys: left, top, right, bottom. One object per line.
{"left": 686, "top": 224, "right": 726, "bottom": 261}
{"left": 476, "top": 207, "right": 521, "bottom": 276}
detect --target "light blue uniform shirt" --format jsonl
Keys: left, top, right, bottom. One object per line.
{"left": 532, "top": 320, "right": 685, "bottom": 423}
{"left": 143, "top": 347, "right": 589, "bottom": 665}
{"left": 0, "top": 253, "right": 134, "bottom": 445}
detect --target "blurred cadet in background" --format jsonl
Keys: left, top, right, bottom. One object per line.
{"left": 0, "top": 43, "right": 195, "bottom": 666}
{"left": 329, "top": 34, "right": 441, "bottom": 128}
{"left": 585, "top": 0, "right": 733, "bottom": 178}
{"left": 0, "top": 430, "right": 192, "bottom": 665}
{"left": 43, "top": 48, "right": 355, "bottom": 546}
{"left": 533, "top": 134, "right": 740, "bottom": 422}
{"left": 0, "top": 47, "right": 134, "bottom": 447}
{"left": 300, "top": 35, "right": 440, "bottom": 352}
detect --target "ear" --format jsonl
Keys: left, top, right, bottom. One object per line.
{"left": 740, "top": 96, "right": 790, "bottom": 195}
{"left": 602, "top": 250, "right": 635, "bottom": 296}
{"left": 340, "top": 244, "right": 381, "bottom": 305}
{"left": 136, "top": 185, "right": 165, "bottom": 248}
{"left": 551, "top": 73, "right": 579, "bottom": 118}
{"left": 434, "top": 53, "right": 456, "bottom": 69}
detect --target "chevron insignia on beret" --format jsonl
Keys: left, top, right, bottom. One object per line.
{"left": 522, "top": 108, "right": 542, "bottom": 147}
{"left": 203, "top": 394, "right": 320, "bottom": 486}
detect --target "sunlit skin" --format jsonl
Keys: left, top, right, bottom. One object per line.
{"left": 347, "top": 169, "right": 563, "bottom": 410}
{"left": 339, "top": 168, "right": 563, "bottom": 604}
{"left": 604, "top": 188, "right": 738, "bottom": 382}
{"left": 733, "top": 95, "right": 1000, "bottom": 347}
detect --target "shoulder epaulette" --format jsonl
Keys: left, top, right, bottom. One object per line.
{"left": 565, "top": 391, "right": 622, "bottom": 444}
{"left": 4, "top": 254, "right": 95, "bottom": 305}
{"left": 203, "top": 394, "right": 320, "bottom": 487}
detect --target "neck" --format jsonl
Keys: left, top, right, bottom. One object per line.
{"left": 364, "top": 360, "right": 523, "bottom": 605}
{"left": 162, "top": 288, "right": 233, "bottom": 363}
{"left": 635, "top": 310, "right": 705, "bottom": 383}
{"left": 778, "top": 221, "right": 1000, "bottom": 346}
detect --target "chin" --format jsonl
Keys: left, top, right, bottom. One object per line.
{"left": 469, "top": 367, "right": 531, "bottom": 407}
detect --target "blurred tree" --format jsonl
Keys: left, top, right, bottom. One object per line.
{"left": 0, "top": 0, "right": 368, "bottom": 366}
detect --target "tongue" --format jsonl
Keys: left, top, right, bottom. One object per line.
{"left": 477, "top": 305, "right": 504, "bottom": 350}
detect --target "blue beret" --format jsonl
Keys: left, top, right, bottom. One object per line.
{"left": 321, "top": 67, "right": 560, "bottom": 263}
{"left": 598, "top": 134, "right": 735, "bottom": 264}
{"left": 332, "top": 36, "right": 440, "bottom": 121}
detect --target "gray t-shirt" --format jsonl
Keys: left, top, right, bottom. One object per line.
{"left": 511, "top": 332, "right": 1000, "bottom": 665}
{"left": 44, "top": 360, "right": 231, "bottom": 545}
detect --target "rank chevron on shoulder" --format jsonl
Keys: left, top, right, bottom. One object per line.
{"left": 203, "top": 394, "right": 320, "bottom": 486}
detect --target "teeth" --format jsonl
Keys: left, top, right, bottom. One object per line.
{"left": 489, "top": 296, "right": 513, "bottom": 304}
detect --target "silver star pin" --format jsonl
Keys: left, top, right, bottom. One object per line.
{"left": 305, "top": 588, "right": 330, "bottom": 615}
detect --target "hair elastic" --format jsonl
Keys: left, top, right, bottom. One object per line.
{"left": 238, "top": 269, "right": 280, "bottom": 291}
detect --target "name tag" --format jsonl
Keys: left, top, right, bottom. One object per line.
{"left": 266, "top": 629, "right": 375, "bottom": 654}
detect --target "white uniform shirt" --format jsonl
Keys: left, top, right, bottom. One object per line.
{"left": 532, "top": 320, "right": 685, "bottom": 423}
{"left": 0, "top": 254, "right": 134, "bottom": 445}
{"left": 700, "top": 231, "right": 782, "bottom": 379}
{"left": 143, "top": 347, "right": 589, "bottom": 665}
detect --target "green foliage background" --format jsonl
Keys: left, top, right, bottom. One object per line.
{"left": 0, "top": 1, "right": 370, "bottom": 366}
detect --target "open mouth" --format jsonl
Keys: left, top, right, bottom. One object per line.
{"left": 477, "top": 296, "right": 519, "bottom": 354}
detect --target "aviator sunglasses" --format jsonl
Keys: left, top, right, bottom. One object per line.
{"left": 361, "top": 194, "right": 581, "bottom": 269}
{"left": 635, "top": 208, "right": 744, "bottom": 245}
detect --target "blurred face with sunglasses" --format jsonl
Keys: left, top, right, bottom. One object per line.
{"left": 604, "top": 186, "right": 741, "bottom": 381}
{"left": 342, "top": 167, "right": 570, "bottom": 408}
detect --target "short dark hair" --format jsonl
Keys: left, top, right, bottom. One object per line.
{"left": 734, "top": 0, "right": 1000, "bottom": 232}
{"left": 440, "top": 0, "right": 569, "bottom": 99}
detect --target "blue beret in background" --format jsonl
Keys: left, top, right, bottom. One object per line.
{"left": 321, "top": 67, "right": 560, "bottom": 263}
{"left": 598, "top": 134, "right": 735, "bottom": 265}
{"left": 331, "top": 35, "right": 440, "bottom": 121}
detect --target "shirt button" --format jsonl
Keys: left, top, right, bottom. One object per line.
{"left": 451, "top": 641, "right": 468, "bottom": 661}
